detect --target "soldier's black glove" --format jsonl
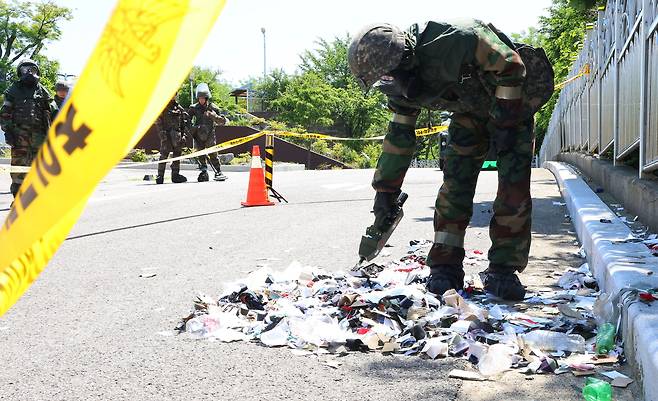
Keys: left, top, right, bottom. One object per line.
{"left": 373, "top": 190, "right": 402, "bottom": 230}
{"left": 4, "top": 131, "right": 16, "bottom": 147}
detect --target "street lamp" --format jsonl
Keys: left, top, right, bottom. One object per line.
{"left": 188, "top": 71, "right": 194, "bottom": 106}
{"left": 261, "top": 27, "right": 266, "bottom": 80}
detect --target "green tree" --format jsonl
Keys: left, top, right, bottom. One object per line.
{"left": 299, "top": 36, "right": 352, "bottom": 89}
{"left": 0, "top": 0, "right": 72, "bottom": 91}
{"left": 252, "top": 68, "right": 292, "bottom": 110}
{"left": 178, "top": 66, "right": 242, "bottom": 114}
{"left": 514, "top": 0, "right": 599, "bottom": 151}
{"left": 271, "top": 72, "right": 338, "bottom": 129}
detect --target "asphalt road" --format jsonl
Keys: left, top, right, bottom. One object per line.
{"left": 0, "top": 167, "right": 640, "bottom": 401}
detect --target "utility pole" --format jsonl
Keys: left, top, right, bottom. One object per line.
{"left": 261, "top": 27, "right": 266, "bottom": 80}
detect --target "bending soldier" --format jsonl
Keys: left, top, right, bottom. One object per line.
{"left": 187, "top": 83, "right": 228, "bottom": 182}
{"left": 348, "top": 20, "right": 553, "bottom": 300}
{"left": 1, "top": 59, "right": 58, "bottom": 198}
{"left": 155, "top": 93, "right": 188, "bottom": 184}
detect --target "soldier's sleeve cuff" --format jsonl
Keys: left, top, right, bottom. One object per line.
{"left": 391, "top": 113, "right": 418, "bottom": 126}
{"left": 495, "top": 86, "right": 522, "bottom": 100}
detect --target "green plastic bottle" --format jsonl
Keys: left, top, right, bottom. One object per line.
{"left": 582, "top": 378, "right": 612, "bottom": 401}
{"left": 595, "top": 323, "right": 616, "bottom": 354}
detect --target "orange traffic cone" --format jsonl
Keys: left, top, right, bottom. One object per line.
{"left": 241, "top": 145, "right": 275, "bottom": 207}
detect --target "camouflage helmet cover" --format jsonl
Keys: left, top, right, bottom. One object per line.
{"left": 16, "top": 58, "right": 40, "bottom": 76}
{"left": 348, "top": 23, "right": 406, "bottom": 91}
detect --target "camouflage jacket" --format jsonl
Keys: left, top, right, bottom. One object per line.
{"left": 187, "top": 102, "right": 226, "bottom": 129}
{"left": 54, "top": 95, "right": 66, "bottom": 110}
{"left": 156, "top": 100, "right": 189, "bottom": 135}
{"left": 376, "top": 19, "right": 526, "bottom": 118}
{"left": 0, "top": 81, "right": 58, "bottom": 135}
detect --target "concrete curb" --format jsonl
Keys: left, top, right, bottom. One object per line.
{"left": 557, "top": 152, "right": 658, "bottom": 233}
{"left": 545, "top": 161, "right": 658, "bottom": 401}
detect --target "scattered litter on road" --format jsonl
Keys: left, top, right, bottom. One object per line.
{"left": 552, "top": 201, "right": 567, "bottom": 206}
{"left": 448, "top": 369, "right": 486, "bottom": 381}
{"left": 139, "top": 273, "right": 157, "bottom": 278}
{"left": 176, "top": 241, "right": 632, "bottom": 382}
{"left": 600, "top": 370, "right": 634, "bottom": 388}
{"left": 582, "top": 377, "right": 612, "bottom": 401}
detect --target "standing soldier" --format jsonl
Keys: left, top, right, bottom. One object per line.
{"left": 53, "top": 80, "right": 70, "bottom": 110}
{"left": 155, "top": 93, "right": 188, "bottom": 184}
{"left": 348, "top": 20, "right": 553, "bottom": 300}
{"left": 1, "top": 59, "right": 58, "bottom": 198}
{"left": 187, "top": 83, "right": 228, "bottom": 182}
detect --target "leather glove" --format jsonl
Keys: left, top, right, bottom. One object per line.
{"left": 373, "top": 190, "right": 402, "bottom": 230}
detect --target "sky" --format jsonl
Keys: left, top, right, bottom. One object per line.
{"left": 44, "top": 0, "right": 553, "bottom": 86}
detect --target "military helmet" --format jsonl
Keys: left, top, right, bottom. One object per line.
{"left": 16, "top": 59, "right": 40, "bottom": 76}
{"left": 348, "top": 23, "right": 406, "bottom": 91}
{"left": 195, "top": 83, "right": 211, "bottom": 99}
{"left": 55, "top": 80, "right": 70, "bottom": 92}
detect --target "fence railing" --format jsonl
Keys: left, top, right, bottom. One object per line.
{"left": 539, "top": 0, "right": 658, "bottom": 178}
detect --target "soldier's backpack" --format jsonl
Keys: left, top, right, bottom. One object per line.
{"left": 514, "top": 42, "right": 555, "bottom": 116}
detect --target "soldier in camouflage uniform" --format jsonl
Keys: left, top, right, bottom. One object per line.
{"left": 349, "top": 20, "right": 553, "bottom": 301}
{"left": 1, "top": 59, "right": 58, "bottom": 198}
{"left": 188, "top": 83, "right": 227, "bottom": 182}
{"left": 53, "top": 80, "right": 70, "bottom": 110}
{"left": 155, "top": 93, "right": 189, "bottom": 184}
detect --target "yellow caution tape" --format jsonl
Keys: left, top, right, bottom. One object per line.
{"left": 124, "top": 132, "right": 265, "bottom": 167}
{"left": 0, "top": 0, "right": 227, "bottom": 317}
{"left": 3, "top": 124, "right": 448, "bottom": 172}
{"left": 118, "top": 124, "right": 449, "bottom": 167}
{"left": 415, "top": 125, "right": 448, "bottom": 137}
{"left": 263, "top": 125, "right": 448, "bottom": 142}
{"left": 555, "top": 64, "right": 591, "bottom": 90}
{"left": 266, "top": 130, "right": 384, "bottom": 141}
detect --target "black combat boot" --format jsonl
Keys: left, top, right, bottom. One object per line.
{"left": 426, "top": 264, "right": 465, "bottom": 296}
{"left": 10, "top": 183, "right": 20, "bottom": 198}
{"left": 198, "top": 170, "right": 209, "bottom": 182}
{"left": 214, "top": 171, "right": 227, "bottom": 181}
{"left": 171, "top": 173, "right": 187, "bottom": 183}
{"left": 480, "top": 264, "right": 526, "bottom": 301}
{"left": 155, "top": 175, "right": 164, "bottom": 184}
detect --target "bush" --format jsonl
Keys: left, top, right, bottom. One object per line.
{"left": 229, "top": 152, "right": 252, "bottom": 165}
{"left": 128, "top": 149, "right": 148, "bottom": 162}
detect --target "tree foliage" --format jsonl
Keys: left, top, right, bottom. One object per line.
{"left": 271, "top": 72, "right": 338, "bottom": 129}
{"left": 514, "top": 0, "right": 599, "bottom": 151}
{"left": 178, "top": 66, "right": 242, "bottom": 114}
{"left": 0, "top": 0, "right": 72, "bottom": 92}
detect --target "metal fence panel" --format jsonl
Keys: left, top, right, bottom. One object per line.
{"left": 589, "top": 76, "right": 600, "bottom": 151}
{"left": 646, "top": 19, "right": 658, "bottom": 168}
{"left": 617, "top": 28, "right": 643, "bottom": 156}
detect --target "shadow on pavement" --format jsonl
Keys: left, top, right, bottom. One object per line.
{"left": 359, "top": 357, "right": 465, "bottom": 399}
{"left": 66, "top": 207, "right": 244, "bottom": 240}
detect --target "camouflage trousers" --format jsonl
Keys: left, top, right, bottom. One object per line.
{"left": 9, "top": 129, "right": 45, "bottom": 197}
{"left": 194, "top": 131, "right": 221, "bottom": 172}
{"left": 427, "top": 113, "right": 534, "bottom": 271}
{"left": 157, "top": 129, "right": 183, "bottom": 177}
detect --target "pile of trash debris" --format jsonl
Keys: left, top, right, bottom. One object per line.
{"left": 176, "top": 241, "right": 653, "bottom": 383}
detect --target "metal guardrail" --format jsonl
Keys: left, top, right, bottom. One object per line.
{"left": 540, "top": 0, "right": 658, "bottom": 178}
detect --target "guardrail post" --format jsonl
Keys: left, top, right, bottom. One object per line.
{"left": 598, "top": 9, "right": 604, "bottom": 156}
{"left": 613, "top": 0, "right": 621, "bottom": 166}
{"left": 640, "top": 0, "right": 650, "bottom": 178}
